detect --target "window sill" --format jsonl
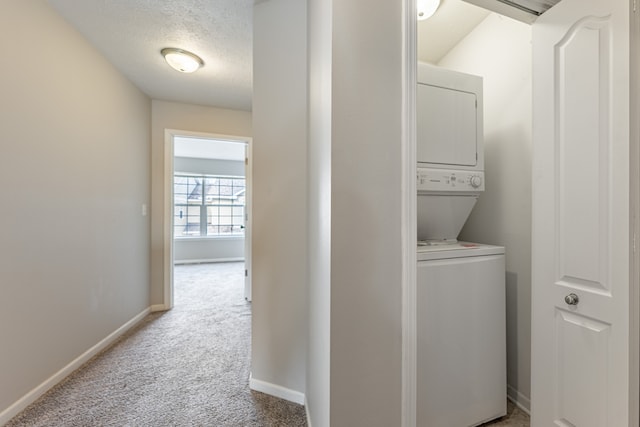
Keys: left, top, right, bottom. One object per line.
{"left": 174, "top": 236, "right": 245, "bottom": 242}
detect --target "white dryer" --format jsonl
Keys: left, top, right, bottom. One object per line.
{"left": 417, "top": 62, "right": 484, "bottom": 173}
{"left": 416, "top": 62, "right": 485, "bottom": 243}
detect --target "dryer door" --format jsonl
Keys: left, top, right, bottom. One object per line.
{"left": 417, "top": 83, "right": 478, "bottom": 167}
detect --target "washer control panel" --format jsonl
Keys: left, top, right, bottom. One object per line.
{"left": 417, "top": 168, "right": 484, "bottom": 192}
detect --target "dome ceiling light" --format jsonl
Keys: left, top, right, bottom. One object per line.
{"left": 161, "top": 47, "right": 204, "bottom": 73}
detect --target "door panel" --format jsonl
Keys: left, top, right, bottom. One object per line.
{"left": 554, "top": 310, "right": 609, "bottom": 427}
{"left": 556, "top": 17, "right": 611, "bottom": 294}
{"left": 531, "top": 0, "right": 630, "bottom": 425}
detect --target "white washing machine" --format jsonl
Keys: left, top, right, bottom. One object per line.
{"left": 416, "top": 242, "right": 506, "bottom": 427}
{"left": 416, "top": 63, "right": 506, "bottom": 426}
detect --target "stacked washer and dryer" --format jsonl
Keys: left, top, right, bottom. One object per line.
{"left": 416, "top": 63, "right": 506, "bottom": 426}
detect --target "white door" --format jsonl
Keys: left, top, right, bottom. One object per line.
{"left": 531, "top": 0, "right": 630, "bottom": 426}
{"left": 244, "top": 143, "right": 252, "bottom": 301}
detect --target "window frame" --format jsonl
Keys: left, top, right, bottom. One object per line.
{"left": 173, "top": 172, "right": 246, "bottom": 239}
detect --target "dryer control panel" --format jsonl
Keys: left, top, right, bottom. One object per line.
{"left": 417, "top": 168, "right": 484, "bottom": 192}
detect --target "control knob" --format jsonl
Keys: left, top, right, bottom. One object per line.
{"left": 470, "top": 175, "right": 482, "bottom": 188}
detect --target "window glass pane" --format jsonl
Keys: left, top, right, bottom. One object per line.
{"left": 175, "top": 173, "right": 246, "bottom": 237}
{"left": 174, "top": 204, "right": 201, "bottom": 236}
{"left": 188, "top": 178, "right": 202, "bottom": 203}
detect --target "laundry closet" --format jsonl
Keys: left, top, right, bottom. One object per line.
{"left": 416, "top": 0, "right": 637, "bottom": 425}
{"left": 416, "top": 0, "right": 535, "bottom": 425}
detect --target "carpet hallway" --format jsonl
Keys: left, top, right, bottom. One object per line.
{"left": 6, "top": 262, "right": 307, "bottom": 427}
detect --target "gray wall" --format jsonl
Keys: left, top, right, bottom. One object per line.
{"left": 307, "top": 0, "right": 332, "bottom": 424}
{"left": 436, "top": 13, "right": 533, "bottom": 409}
{"left": 173, "top": 156, "right": 245, "bottom": 263}
{"left": 174, "top": 157, "right": 245, "bottom": 177}
{"left": 174, "top": 238, "right": 244, "bottom": 264}
{"left": 150, "top": 100, "right": 252, "bottom": 305}
{"left": 251, "top": 0, "right": 308, "bottom": 398}
{"left": 329, "top": 0, "right": 403, "bottom": 425}
{"left": 0, "top": 0, "right": 151, "bottom": 416}
{"left": 308, "top": 1, "right": 404, "bottom": 425}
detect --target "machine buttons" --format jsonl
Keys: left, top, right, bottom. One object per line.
{"left": 417, "top": 168, "right": 484, "bottom": 192}
{"left": 470, "top": 175, "right": 482, "bottom": 188}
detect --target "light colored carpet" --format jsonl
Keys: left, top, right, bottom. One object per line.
{"left": 6, "top": 262, "right": 307, "bottom": 427}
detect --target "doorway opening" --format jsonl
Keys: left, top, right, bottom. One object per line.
{"left": 164, "top": 129, "right": 252, "bottom": 309}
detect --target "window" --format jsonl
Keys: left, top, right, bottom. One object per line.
{"left": 174, "top": 174, "right": 245, "bottom": 237}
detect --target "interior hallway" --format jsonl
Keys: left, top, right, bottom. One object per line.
{"left": 6, "top": 262, "right": 306, "bottom": 426}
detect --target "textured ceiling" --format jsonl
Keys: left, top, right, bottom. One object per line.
{"left": 48, "top": 0, "right": 253, "bottom": 111}
{"left": 47, "top": 0, "right": 497, "bottom": 113}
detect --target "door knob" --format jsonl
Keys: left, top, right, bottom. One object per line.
{"left": 564, "top": 293, "right": 579, "bottom": 305}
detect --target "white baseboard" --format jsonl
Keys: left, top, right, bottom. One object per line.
{"left": 507, "top": 384, "right": 531, "bottom": 414}
{"left": 174, "top": 257, "right": 244, "bottom": 265}
{"left": 150, "top": 304, "right": 169, "bottom": 312}
{"left": 249, "top": 374, "right": 305, "bottom": 405}
{"left": 0, "top": 307, "right": 151, "bottom": 426}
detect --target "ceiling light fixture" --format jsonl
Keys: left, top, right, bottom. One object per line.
{"left": 161, "top": 48, "right": 204, "bottom": 73}
{"left": 417, "top": 0, "right": 441, "bottom": 20}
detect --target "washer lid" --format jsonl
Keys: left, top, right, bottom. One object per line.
{"left": 417, "top": 242, "right": 505, "bottom": 260}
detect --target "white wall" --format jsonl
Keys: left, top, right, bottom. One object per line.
{"left": 174, "top": 238, "right": 244, "bottom": 263}
{"left": 307, "top": 0, "right": 405, "bottom": 424}
{"left": 329, "top": 0, "right": 404, "bottom": 425}
{"left": 252, "top": 0, "right": 308, "bottom": 400}
{"left": 150, "top": 100, "right": 252, "bottom": 305}
{"left": 307, "top": 0, "right": 332, "bottom": 423}
{"left": 0, "top": 0, "right": 151, "bottom": 418}
{"left": 174, "top": 157, "right": 245, "bottom": 177}
{"left": 435, "top": 13, "right": 533, "bottom": 408}
{"left": 173, "top": 156, "right": 245, "bottom": 263}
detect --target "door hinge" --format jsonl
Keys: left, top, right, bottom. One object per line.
{"left": 245, "top": 157, "right": 249, "bottom": 165}
{"left": 245, "top": 269, "right": 248, "bottom": 277}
